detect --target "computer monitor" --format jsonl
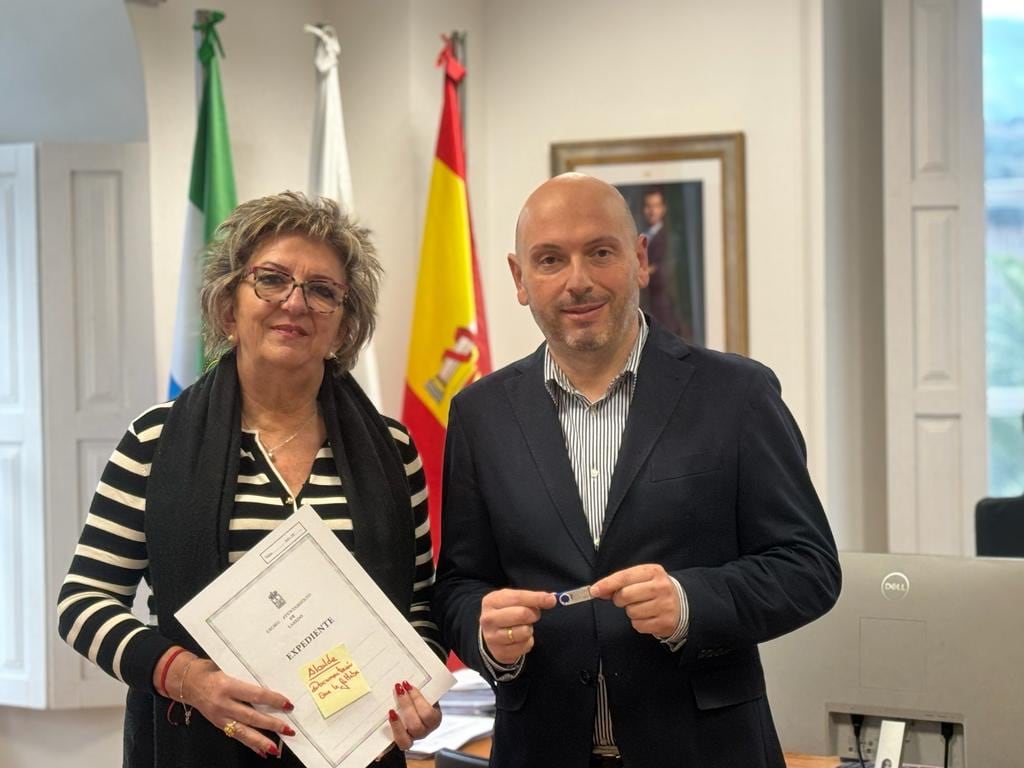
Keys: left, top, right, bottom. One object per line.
{"left": 760, "top": 552, "right": 1024, "bottom": 767}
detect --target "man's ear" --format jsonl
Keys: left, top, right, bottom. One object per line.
{"left": 635, "top": 235, "right": 651, "bottom": 289}
{"left": 508, "top": 253, "right": 529, "bottom": 307}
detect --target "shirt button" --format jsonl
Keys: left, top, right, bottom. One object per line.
{"left": 285, "top": 496, "right": 294, "bottom": 505}
{"left": 590, "top": 467, "right": 599, "bottom": 478}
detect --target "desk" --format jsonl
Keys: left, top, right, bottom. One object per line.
{"left": 407, "top": 737, "right": 838, "bottom": 767}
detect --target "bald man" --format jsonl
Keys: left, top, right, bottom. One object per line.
{"left": 434, "top": 174, "right": 840, "bottom": 768}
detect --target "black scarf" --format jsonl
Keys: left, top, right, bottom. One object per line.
{"left": 133, "top": 351, "right": 413, "bottom": 768}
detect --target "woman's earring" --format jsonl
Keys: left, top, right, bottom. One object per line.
{"left": 227, "top": 334, "right": 236, "bottom": 344}
{"left": 325, "top": 350, "right": 338, "bottom": 361}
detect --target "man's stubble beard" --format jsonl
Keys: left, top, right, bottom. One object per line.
{"left": 529, "top": 291, "right": 639, "bottom": 354}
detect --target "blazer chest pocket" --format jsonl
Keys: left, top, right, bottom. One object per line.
{"left": 650, "top": 447, "right": 721, "bottom": 482}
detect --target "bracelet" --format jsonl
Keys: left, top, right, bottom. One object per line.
{"left": 157, "top": 646, "right": 187, "bottom": 698}
{"left": 178, "top": 657, "right": 197, "bottom": 726}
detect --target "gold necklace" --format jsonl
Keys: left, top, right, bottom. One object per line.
{"left": 250, "top": 410, "right": 318, "bottom": 463}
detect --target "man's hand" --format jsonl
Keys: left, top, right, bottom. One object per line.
{"left": 590, "top": 564, "right": 681, "bottom": 638}
{"left": 479, "top": 589, "right": 556, "bottom": 665}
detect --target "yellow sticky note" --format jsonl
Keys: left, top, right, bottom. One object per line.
{"left": 299, "top": 643, "right": 371, "bottom": 719}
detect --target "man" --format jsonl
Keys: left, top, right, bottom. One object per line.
{"left": 434, "top": 174, "right": 840, "bottom": 768}
{"left": 637, "top": 187, "right": 685, "bottom": 338}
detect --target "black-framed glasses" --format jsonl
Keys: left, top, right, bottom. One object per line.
{"left": 243, "top": 266, "right": 347, "bottom": 315}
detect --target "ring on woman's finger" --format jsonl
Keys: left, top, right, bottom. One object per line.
{"left": 223, "top": 720, "right": 239, "bottom": 738}
{"left": 506, "top": 627, "right": 514, "bottom": 643}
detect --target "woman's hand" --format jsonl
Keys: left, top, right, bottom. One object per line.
{"left": 386, "top": 680, "right": 442, "bottom": 752}
{"left": 158, "top": 649, "right": 295, "bottom": 758}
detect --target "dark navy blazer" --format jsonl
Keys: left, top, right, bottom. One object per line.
{"left": 434, "top": 318, "right": 841, "bottom": 768}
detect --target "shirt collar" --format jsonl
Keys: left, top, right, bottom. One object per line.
{"left": 544, "top": 311, "right": 649, "bottom": 403}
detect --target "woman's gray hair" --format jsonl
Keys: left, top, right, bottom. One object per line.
{"left": 200, "top": 191, "right": 382, "bottom": 375}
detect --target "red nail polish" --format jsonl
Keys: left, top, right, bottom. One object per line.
{"left": 283, "top": 726, "right": 295, "bottom": 737}
{"left": 394, "top": 682, "right": 405, "bottom": 696}
{"left": 267, "top": 745, "right": 280, "bottom": 757}
{"left": 283, "top": 700, "right": 294, "bottom": 712}
{"left": 401, "top": 680, "right": 412, "bottom": 692}
{"left": 388, "top": 708, "right": 399, "bottom": 722}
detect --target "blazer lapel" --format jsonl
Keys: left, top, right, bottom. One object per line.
{"left": 601, "top": 327, "right": 694, "bottom": 541}
{"left": 505, "top": 349, "right": 597, "bottom": 567}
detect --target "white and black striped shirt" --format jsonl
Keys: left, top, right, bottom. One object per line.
{"left": 544, "top": 314, "right": 687, "bottom": 748}
{"left": 58, "top": 402, "right": 442, "bottom": 690}
{"left": 544, "top": 319, "right": 647, "bottom": 549}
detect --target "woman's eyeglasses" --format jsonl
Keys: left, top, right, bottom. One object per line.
{"left": 243, "top": 266, "right": 347, "bottom": 315}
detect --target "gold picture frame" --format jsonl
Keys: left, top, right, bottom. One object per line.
{"left": 551, "top": 133, "right": 747, "bottom": 354}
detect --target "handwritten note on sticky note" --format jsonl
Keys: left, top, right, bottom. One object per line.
{"left": 299, "top": 643, "right": 371, "bottom": 719}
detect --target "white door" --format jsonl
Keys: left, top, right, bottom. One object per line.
{"left": 0, "top": 145, "right": 46, "bottom": 708}
{"left": 39, "top": 142, "right": 157, "bottom": 708}
{"left": 883, "top": 0, "right": 986, "bottom": 554}
{"left": 0, "top": 142, "right": 155, "bottom": 709}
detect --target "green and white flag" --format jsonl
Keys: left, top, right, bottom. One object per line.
{"left": 169, "top": 10, "right": 236, "bottom": 397}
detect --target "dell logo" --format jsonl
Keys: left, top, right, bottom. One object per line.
{"left": 881, "top": 571, "right": 910, "bottom": 600}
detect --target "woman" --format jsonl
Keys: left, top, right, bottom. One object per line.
{"left": 58, "top": 192, "right": 442, "bottom": 766}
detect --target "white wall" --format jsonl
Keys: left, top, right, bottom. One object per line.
{"left": 822, "top": 0, "right": 887, "bottom": 551}
{"left": 0, "top": 0, "right": 146, "bottom": 142}
{"left": 0, "top": 706, "right": 124, "bottom": 767}
{"left": 475, "top": 0, "right": 826, "bottom": 482}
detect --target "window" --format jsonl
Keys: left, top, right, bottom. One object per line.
{"left": 984, "top": 2, "right": 1024, "bottom": 495}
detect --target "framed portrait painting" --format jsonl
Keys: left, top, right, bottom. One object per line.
{"left": 550, "top": 133, "right": 747, "bottom": 354}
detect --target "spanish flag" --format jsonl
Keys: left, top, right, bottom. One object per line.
{"left": 403, "top": 39, "right": 491, "bottom": 552}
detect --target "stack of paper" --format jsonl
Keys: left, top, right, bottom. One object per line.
{"left": 407, "top": 713, "right": 494, "bottom": 759}
{"left": 438, "top": 667, "right": 496, "bottom": 715}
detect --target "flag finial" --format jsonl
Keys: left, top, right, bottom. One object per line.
{"left": 436, "top": 35, "right": 465, "bottom": 84}
{"left": 193, "top": 10, "right": 227, "bottom": 64}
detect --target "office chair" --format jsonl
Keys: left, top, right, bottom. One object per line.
{"left": 976, "top": 495, "right": 1024, "bottom": 557}
{"left": 434, "top": 748, "right": 489, "bottom": 767}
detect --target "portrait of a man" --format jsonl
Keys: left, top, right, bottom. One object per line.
{"left": 618, "top": 182, "right": 706, "bottom": 345}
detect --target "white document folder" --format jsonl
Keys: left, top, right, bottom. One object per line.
{"left": 176, "top": 504, "right": 454, "bottom": 768}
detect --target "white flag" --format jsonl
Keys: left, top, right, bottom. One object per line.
{"left": 306, "top": 23, "right": 383, "bottom": 408}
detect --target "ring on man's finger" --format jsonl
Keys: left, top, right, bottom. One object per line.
{"left": 506, "top": 627, "right": 514, "bottom": 643}
{"left": 223, "top": 719, "right": 239, "bottom": 738}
